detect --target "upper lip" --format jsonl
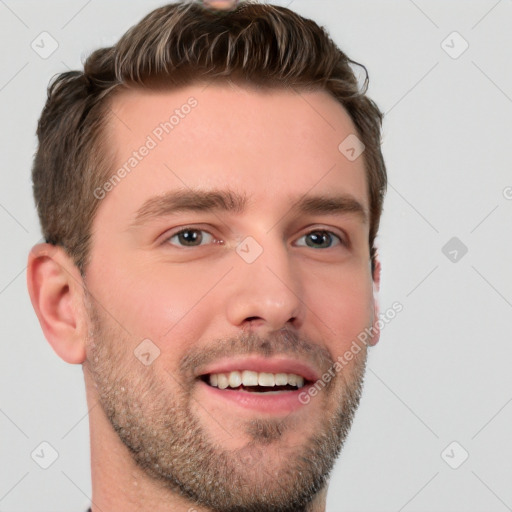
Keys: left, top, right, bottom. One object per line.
{"left": 196, "top": 356, "right": 320, "bottom": 382}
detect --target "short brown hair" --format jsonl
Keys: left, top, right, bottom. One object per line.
{"left": 32, "top": 0, "right": 387, "bottom": 275}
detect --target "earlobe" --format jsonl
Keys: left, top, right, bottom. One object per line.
{"left": 26, "top": 243, "right": 87, "bottom": 364}
{"left": 369, "top": 255, "right": 381, "bottom": 347}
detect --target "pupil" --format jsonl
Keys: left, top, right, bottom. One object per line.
{"left": 180, "top": 230, "right": 200, "bottom": 246}
{"left": 308, "top": 231, "right": 330, "bottom": 248}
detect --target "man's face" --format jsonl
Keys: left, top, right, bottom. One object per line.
{"left": 83, "top": 82, "right": 377, "bottom": 511}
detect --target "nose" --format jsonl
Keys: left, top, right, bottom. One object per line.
{"left": 224, "top": 234, "right": 305, "bottom": 334}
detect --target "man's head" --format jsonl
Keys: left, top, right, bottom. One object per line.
{"left": 27, "top": 2, "right": 387, "bottom": 511}
{"left": 32, "top": 0, "right": 386, "bottom": 276}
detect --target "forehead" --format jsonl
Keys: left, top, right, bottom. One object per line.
{"left": 100, "top": 82, "right": 368, "bottom": 224}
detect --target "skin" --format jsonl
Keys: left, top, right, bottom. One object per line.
{"left": 27, "top": 81, "right": 381, "bottom": 512}
{"left": 203, "top": 0, "right": 239, "bottom": 9}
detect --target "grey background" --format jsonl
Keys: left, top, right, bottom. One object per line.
{"left": 1, "top": 0, "right": 511, "bottom": 511}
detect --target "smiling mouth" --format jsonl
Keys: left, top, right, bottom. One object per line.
{"left": 199, "top": 370, "right": 311, "bottom": 394}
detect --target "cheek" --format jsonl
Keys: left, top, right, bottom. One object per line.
{"left": 304, "top": 263, "right": 373, "bottom": 350}
{"left": 87, "top": 255, "right": 221, "bottom": 350}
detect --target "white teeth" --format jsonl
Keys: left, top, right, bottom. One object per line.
{"left": 275, "top": 373, "right": 288, "bottom": 385}
{"left": 228, "top": 371, "right": 242, "bottom": 387}
{"left": 287, "top": 374, "right": 305, "bottom": 387}
{"left": 217, "top": 373, "right": 229, "bottom": 389}
{"left": 258, "top": 372, "right": 275, "bottom": 386}
{"left": 207, "top": 370, "right": 306, "bottom": 390}
{"left": 293, "top": 375, "right": 305, "bottom": 388}
{"left": 287, "top": 373, "right": 298, "bottom": 386}
{"left": 241, "top": 370, "right": 258, "bottom": 386}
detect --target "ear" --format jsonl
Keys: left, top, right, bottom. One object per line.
{"left": 368, "top": 254, "right": 381, "bottom": 347}
{"left": 26, "top": 243, "right": 87, "bottom": 364}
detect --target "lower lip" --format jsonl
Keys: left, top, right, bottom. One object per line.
{"left": 197, "top": 380, "right": 313, "bottom": 415}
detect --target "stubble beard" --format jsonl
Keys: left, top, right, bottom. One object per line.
{"left": 83, "top": 296, "right": 368, "bottom": 512}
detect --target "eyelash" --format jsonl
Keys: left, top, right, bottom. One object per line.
{"left": 164, "top": 226, "right": 346, "bottom": 249}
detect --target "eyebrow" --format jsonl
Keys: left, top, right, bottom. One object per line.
{"left": 129, "top": 188, "right": 368, "bottom": 228}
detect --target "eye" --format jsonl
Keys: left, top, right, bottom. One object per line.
{"left": 164, "top": 227, "right": 344, "bottom": 250}
{"left": 166, "top": 227, "right": 216, "bottom": 247}
{"left": 295, "top": 229, "right": 343, "bottom": 249}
